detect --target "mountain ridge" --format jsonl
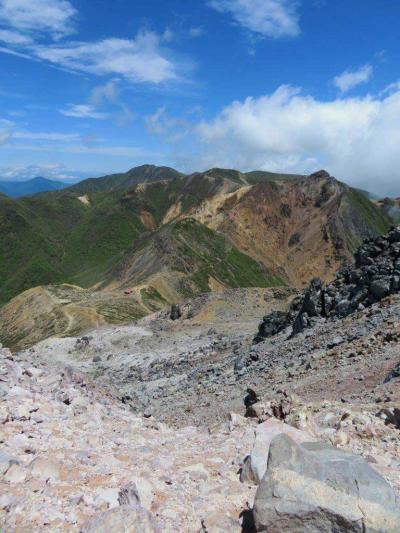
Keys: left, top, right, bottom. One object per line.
{"left": 0, "top": 164, "right": 393, "bottom": 347}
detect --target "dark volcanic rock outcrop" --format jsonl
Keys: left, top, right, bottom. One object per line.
{"left": 255, "top": 226, "right": 400, "bottom": 342}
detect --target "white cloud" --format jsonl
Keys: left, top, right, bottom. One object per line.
{"left": 13, "top": 130, "right": 81, "bottom": 141}
{"left": 379, "top": 80, "right": 400, "bottom": 97}
{"left": 0, "top": 29, "right": 32, "bottom": 45}
{"left": 145, "top": 107, "right": 170, "bottom": 135}
{"left": 145, "top": 106, "right": 190, "bottom": 143}
{"left": 193, "top": 85, "right": 400, "bottom": 195}
{"left": 0, "top": 45, "right": 31, "bottom": 58}
{"left": 334, "top": 64, "right": 373, "bottom": 93}
{"left": 0, "top": 163, "right": 78, "bottom": 181}
{"left": 0, "top": 130, "right": 11, "bottom": 145}
{"left": 33, "top": 31, "right": 179, "bottom": 83}
{"left": 208, "top": 0, "right": 300, "bottom": 38}
{"left": 0, "top": 5, "right": 185, "bottom": 87}
{"left": 60, "top": 104, "right": 108, "bottom": 119}
{"left": 89, "top": 80, "right": 118, "bottom": 107}
{"left": 188, "top": 26, "right": 204, "bottom": 38}
{"left": 115, "top": 105, "right": 134, "bottom": 127}
{"left": 162, "top": 28, "right": 174, "bottom": 43}
{"left": 5, "top": 142, "right": 152, "bottom": 158}
{"left": 0, "top": 0, "right": 76, "bottom": 38}
{"left": 0, "top": 0, "right": 76, "bottom": 39}
{"left": 64, "top": 81, "right": 134, "bottom": 125}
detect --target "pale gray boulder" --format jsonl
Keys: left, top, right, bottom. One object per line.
{"left": 240, "top": 419, "right": 316, "bottom": 485}
{"left": 253, "top": 434, "right": 400, "bottom": 532}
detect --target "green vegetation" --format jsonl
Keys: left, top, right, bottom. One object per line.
{"left": 68, "top": 164, "right": 182, "bottom": 195}
{"left": 171, "top": 218, "right": 284, "bottom": 295}
{"left": 346, "top": 189, "right": 391, "bottom": 235}
{"left": 0, "top": 167, "right": 236, "bottom": 304}
{"left": 140, "top": 287, "right": 167, "bottom": 311}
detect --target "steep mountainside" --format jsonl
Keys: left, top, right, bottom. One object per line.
{"left": 0, "top": 165, "right": 391, "bottom": 346}
{"left": 0, "top": 177, "right": 69, "bottom": 197}
{"left": 107, "top": 218, "right": 283, "bottom": 300}
{"left": 162, "top": 170, "right": 390, "bottom": 286}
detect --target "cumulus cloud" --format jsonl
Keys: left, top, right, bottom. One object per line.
{"left": 0, "top": 0, "right": 76, "bottom": 40}
{"left": 208, "top": 0, "right": 300, "bottom": 38}
{"left": 60, "top": 104, "right": 108, "bottom": 119}
{"left": 334, "top": 64, "right": 373, "bottom": 93}
{"left": 0, "top": 29, "right": 33, "bottom": 45}
{"left": 33, "top": 31, "right": 179, "bottom": 83}
{"left": 193, "top": 85, "right": 400, "bottom": 195}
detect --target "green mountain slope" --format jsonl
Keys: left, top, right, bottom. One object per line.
{"left": 109, "top": 218, "right": 283, "bottom": 299}
{"left": 0, "top": 166, "right": 391, "bottom": 308}
{"left": 67, "top": 164, "right": 182, "bottom": 194}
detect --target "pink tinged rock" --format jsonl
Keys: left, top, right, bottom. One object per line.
{"left": 29, "top": 457, "right": 61, "bottom": 482}
{"left": 0, "top": 494, "right": 17, "bottom": 510}
{"left": 95, "top": 488, "right": 120, "bottom": 509}
{"left": 4, "top": 464, "right": 26, "bottom": 483}
{"left": 24, "top": 367, "right": 44, "bottom": 378}
{"left": 81, "top": 503, "right": 160, "bottom": 533}
{"left": 0, "top": 452, "right": 19, "bottom": 475}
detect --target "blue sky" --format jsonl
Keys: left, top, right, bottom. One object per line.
{"left": 1, "top": 0, "right": 400, "bottom": 195}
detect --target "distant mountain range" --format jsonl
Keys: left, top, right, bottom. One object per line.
{"left": 0, "top": 164, "right": 396, "bottom": 348}
{"left": 0, "top": 177, "right": 69, "bottom": 197}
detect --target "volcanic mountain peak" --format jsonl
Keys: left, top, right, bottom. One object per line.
{"left": 67, "top": 164, "right": 183, "bottom": 195}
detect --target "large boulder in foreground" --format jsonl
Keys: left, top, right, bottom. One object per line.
{"left": 241, "top": 418, "right": 316, "bottom": 485}
{"left": 253, "top": 434, "right": 400, "bottom": 532}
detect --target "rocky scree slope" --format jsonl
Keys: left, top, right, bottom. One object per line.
{"left": 2, "top": 229, "right": 400, "bottom": 530}
{"left": 2, "top": 297, "right": 400, "bottom": 531}
{"left": 255, "top": 225, "right": 400, "bottom": 342}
